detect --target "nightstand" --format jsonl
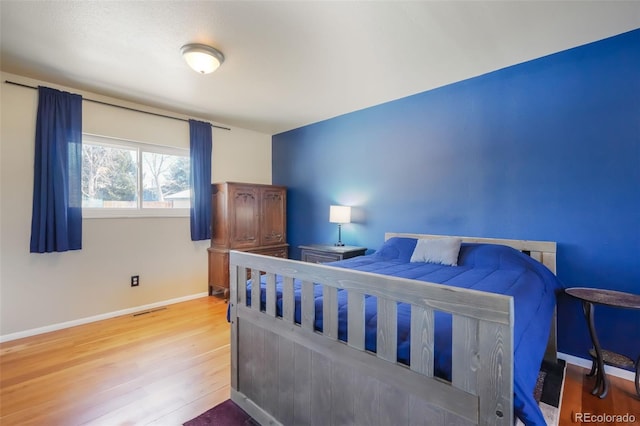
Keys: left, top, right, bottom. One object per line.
{"left": 299, "top": 244, "right": 366, "bottom": 264}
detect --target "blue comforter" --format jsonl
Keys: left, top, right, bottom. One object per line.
{"left": 239, "top": 238, "right": 563, "bottom": 425}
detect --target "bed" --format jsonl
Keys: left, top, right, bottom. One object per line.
{"left": 228, "top": 233, "right": 561, "bottom": 425}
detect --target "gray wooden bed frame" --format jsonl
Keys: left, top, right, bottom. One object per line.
{"left": 228, "top": 233, "right": 557, "bottom": 425}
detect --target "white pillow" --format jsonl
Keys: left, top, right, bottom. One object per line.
{"left": 410, "top": 237, "right": 462, "bottom": 266}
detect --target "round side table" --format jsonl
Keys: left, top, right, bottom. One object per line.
{"left": 565, "top": 287, "right": 640, "bottom": 399}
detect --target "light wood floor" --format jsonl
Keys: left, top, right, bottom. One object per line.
{"left": 559, "top": 356, "right": 639, "bottom": 425}
{"left": 1, "top": 296, "right": 638, "bottom": 425}
{"left": 0, "top": 297, "right": 230, "bottom": 425}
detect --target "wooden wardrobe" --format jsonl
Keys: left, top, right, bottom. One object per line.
{"left": 208, "top": 182, "right": 288, "bottom": 297}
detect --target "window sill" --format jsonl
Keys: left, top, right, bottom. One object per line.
{"left": 82, "top": 208, "right": 189, "bottom": 219}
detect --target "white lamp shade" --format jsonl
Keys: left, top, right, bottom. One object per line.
{"left": 329, "top": 205, "right": 351, "bottom": 224}
{"left": 181, "top": 44, "right": 224, "bottom": 74}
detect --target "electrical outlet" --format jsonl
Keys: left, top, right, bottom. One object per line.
{"left": 131, "top": 275, "right": 139, "bottom": 287}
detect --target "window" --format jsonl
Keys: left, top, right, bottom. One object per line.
{"left": 82, "top": 134, "right": 190, "bottom": 217}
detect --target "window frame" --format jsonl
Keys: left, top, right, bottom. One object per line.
{"left": 81, "top": 133, "right": 190, "bottom": 219}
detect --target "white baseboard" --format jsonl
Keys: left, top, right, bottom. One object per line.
{"left": 0, "top": 292, "right": 209, "bottom": 343}
{"left": 558, "top": 352, "right": 636, "bottom": 382}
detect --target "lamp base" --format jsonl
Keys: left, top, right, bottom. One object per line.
{"left": 334, "top": 224, "right": 345, "bottom": 247}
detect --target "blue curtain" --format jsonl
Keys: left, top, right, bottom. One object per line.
{"left": 189, "top": 119, "right": 212, "bottom": 241}
{"left": 30, "top": 86, "right": 83, "bottom": 253}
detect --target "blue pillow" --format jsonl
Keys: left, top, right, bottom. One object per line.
{"left": 373, "top": 237, "right": 418, "bottom": 262}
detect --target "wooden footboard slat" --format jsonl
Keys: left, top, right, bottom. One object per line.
{"left": 237, "top": 318, "right": 253, "bottom": 399}
{"left": 452, "top": 315, "right": 480, "bottom": 396}
{"left": 301, "top": 280, "right": 314, "bottom": 331}
{"left": 263, "top": 329, "right": 279, "bottom": 411}
{"left": 253, "top": 325, "right": 266, "bottom": 407}
{"left": 311, "top": 350, "right": 331, "bottom": 422}
{"left": 323, "top": 285, "right": 338, "bottom": 339}
{"left": 294, "top": 344, "right": 312, "bottom": 425}
{"left": 347, "top": 291, "right": 365, "bottom": 350}
{"left": 410, "top": 305, "right": 434, "bottom": 376}
{"left": 250, "top": 268, "right": 260, "bottom": 311}
{"left": 282, "top": 276, "right": 295, "bottom": 322}
{"left": 278, "top": 337, "right": 295, "bottom": 424}
{"left": 379, "top": 380, "right": 409, "bottom": 425}
{"left": 265, "top": 272, "right": 276, "bottom": 317}
{"left": 331, "top": 361, "right": 357, "bottom": 425}
{"left": 353, "top": 374, "right": 380, "bottom": 425}
{"left": 478, "top": 321, "right": 513, "bottom": 425}
{"left": 237, "top": 267, "right": 246, "bottom": 305}
{"left": 377, "top": 298, "right": 398, "bottom": 362}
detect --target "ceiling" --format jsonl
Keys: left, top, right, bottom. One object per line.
{"left": 1, "top": 1, "right": 639, "bottom": 135}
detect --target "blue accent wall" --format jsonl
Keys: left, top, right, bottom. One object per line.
{"left": 273, "top": 30, "right": 640, "bottom": 363}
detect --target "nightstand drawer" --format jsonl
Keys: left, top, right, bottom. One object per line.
{"left": 302, "top": 251, "right": 342, "bottom": 263}
{"left": 299, "top": 244, "right": 367, "bottom": 264}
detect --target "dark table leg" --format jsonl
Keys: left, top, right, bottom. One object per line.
{"left": 636, "top": 356, "right": 640, "bottom": 397}
{"left": 582, "top": 301, "right": 609, "bottom": 398}
{"left": 587, "top": 357, "right": 598, "bottom": 377}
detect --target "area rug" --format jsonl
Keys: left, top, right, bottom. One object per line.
{"left": 186, "top": 360, "right": 566, "bottom": 426}
{"left": 183, "top": 399, "right": 259, "bottom": 426}
{"left": 517, "top": 358, "right": 567, "bottom": 426}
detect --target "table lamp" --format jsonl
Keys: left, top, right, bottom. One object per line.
{"left": 329, "top": 205, "right": 351, "bottom": 246}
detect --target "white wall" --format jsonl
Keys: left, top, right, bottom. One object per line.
{"left": 0, "top": 72, "right": 272, "bottom": 337}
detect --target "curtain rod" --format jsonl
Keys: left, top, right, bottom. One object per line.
{"left": 4, "top": 80, "right": 231, "bottom": 131}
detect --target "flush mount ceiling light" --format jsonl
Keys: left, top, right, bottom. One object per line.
{"left": 181, "top": 43, "right": 225, "bottom": 74}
